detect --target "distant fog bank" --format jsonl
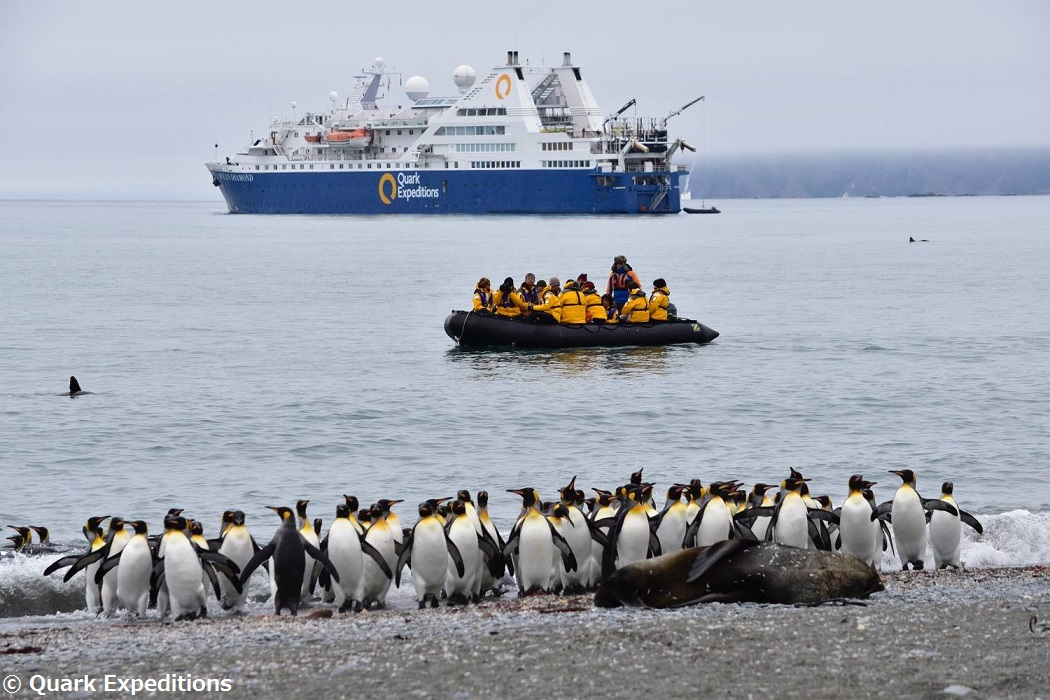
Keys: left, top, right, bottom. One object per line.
{"left": 688, "top": 148, "right": 1050, "bottom": 199}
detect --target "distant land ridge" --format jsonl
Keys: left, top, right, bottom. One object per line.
{"left": 689, "top": 148, "right": 1050, "bottom": 199}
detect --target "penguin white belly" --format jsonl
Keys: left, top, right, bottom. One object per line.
{"left": 116, "top": 538, "right": 153, "bottom": 617}
{"left": 695, "top": 501, "right": 732, "bottom": 547}
{"left": 217, "top": 530, "right": 255, "bottom": 610}
{"left": 445, "top": 520, "right": 479, "bottom": 601}
{"left": 873, "top": 520, "right": 886, "bottom": 570}
{"left": 892, "top": 490, "right": 927, "bottom": 569}
{"left": 409, "top": 523, "right": 448, "bottom": 602}
{"left": 164, "top": 537, "right": 206, "bottom": 619}
{"left": 774, "top": 500, "right": 810, "bottom": 549}
{"left": 562, "top": 516, "right": 592, "bottom": 590}
{"left": 300, "top": 528, "right": 321, "bottom": 602}
{"left": 616, "top": 513, "right": 650, "bottom": 567}
{"left": 327, "top": 521, "right": 366, "bottom": 609}
{"left": 516, "top": 516, "right": 554, "bottom": 593}
{"left": 85, "top": 560, "right": 103, "bottom": 613}
{"left": 929, "top": 507, "right": 961, "bottom": 569}
{"left": 101, "top": 534, "right": 130, "bottom": 614}
{"left": 656, "top": 510, "right": 686, "bottom": 557}
{"left": 361, "top": 533, "right": 395, "bottom": 607}
{"left": 839, "top": 499, "right": 876, "bottom": 566}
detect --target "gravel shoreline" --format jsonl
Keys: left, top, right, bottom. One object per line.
{"left": 1, "top": 566, "right": 1048, "bottom": 699}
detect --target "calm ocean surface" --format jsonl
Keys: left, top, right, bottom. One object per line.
{"left": 2, "top": 195, "right": 1049, "bottom": 614}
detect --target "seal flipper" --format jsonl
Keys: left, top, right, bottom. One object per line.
{"left": 960, "top": 510, "right": 983, "bottom": 534}
{"left": 686, "top": 539, "right": 751, "bottom": 584}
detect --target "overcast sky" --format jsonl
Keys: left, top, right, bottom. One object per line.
{"left": 1, "top": 0, "right": 1047, "bottom": 199}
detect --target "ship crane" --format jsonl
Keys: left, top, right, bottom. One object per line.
{"left": 603, "top": 98, "right": 636, "bottom": 127}
{"left": 660, "top": 95, "right": 704, "bottom": 128}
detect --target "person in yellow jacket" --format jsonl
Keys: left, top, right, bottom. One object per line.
{"left": 648, "top": 278, "right": 670, "bottom": 321}
{"left": 619, "top": 280, "right": 650, "bottom": 322}
{"left": 473, "top": 277, "right": 495, "bottom": 313}
{"left": 582, "top": 282, "right": 606, "bottom": 323}
{"left": 559, "top": 279, "right": 588, "bottom": 324}
{"left": 493, "top": 277, "right": 530, "bottom": 318}
{"left": 532, "top": 277, "right": 562, "bottom": 322}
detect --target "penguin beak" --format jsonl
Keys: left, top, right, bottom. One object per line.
{"left": 507, "top": 489, "right": 525, "bottom": 497}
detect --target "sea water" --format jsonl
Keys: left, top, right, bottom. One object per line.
{"left": 1, "top": 196, "right": 1048, "bottom": 617}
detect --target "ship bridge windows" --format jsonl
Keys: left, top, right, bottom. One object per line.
{"left": 542, "top": 160, "right": 592, "bottom": 168}
{"left": 541, "top": 142, "right": 573, "bottom": 151}
{"left": 455, "top": 143, "right": 516, "bottom": 153}
{"left": 434, "top": 125, "right": 507, "bottom": 136}
{"left": 456, "top": 107, "right": 507, "bottom": 117}
{"left": 470, "top": 161, "right": 521, "bottom": 169}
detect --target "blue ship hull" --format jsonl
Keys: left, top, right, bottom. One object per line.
{"left": 207, "top": 167, "right": 682, "bottom": 214}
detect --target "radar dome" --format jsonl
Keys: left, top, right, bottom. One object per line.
{"left": 405, "top": 76, "right": 430, "bottom": 102}
{"left": 453, "top": 65, "right": 477, "bottom": 94}
{"left": 329, "top": 91, "right": 339, "bottom": 103}
{"left": 374, "top": 57, "right": 385, "bottom": 71}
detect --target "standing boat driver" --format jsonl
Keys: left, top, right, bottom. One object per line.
{"left": 619, "top": 279, "right": 650, "bottom": 323}
{"left": 606, "top": 256, "right": 641, "bottom": 310}
{"left": 648, "top": 278, "right": 671, "bottom": 321}
{"left": 559, "top": 279, "right": 587, "bottom": 324}
{"left": 532, "top": 277, "right": 562, "bottom": 322}
{"left": 493, "top": 277, "right": 531, "bottom": 318}
{"left": 472, "top": 277, "right": 495, "bottom": 314}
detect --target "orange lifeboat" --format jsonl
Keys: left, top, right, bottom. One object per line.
{"left": 324, "top": 128, "right": 373, "bottom": 148}
{"left": 303, "top": 133, "right": 322, "bottom": 143}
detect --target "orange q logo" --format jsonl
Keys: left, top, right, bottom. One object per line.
{"left": 378, "top": 173, "right": 397, "bottom": 205}
{"left": 494, "top": 74, "right": 512, "bottom": 100}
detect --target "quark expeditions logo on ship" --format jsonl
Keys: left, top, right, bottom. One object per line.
{"left": 378, "top": 172, "right": 441, "bottom": 205}
{"left": 495, "top": 73, "right": 512, "bottom": 100}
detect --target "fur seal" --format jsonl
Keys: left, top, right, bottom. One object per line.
{"left": 594, "top": 539, "right": 884, "bottom": 609}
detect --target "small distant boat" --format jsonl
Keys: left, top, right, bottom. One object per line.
{"left": 683, "top": 206, "right": 720, "bottom": 214}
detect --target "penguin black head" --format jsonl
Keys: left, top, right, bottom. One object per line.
{"left": 335, "top": 503, "right": 351, "bottom": 519}
{"left": 296, "top": 500, "right": 310, "bottom": 518}
{"left": 86, "top": 515, "right": 109, "bottom": 531}
{"left": 29, "top": 526, "right": 50, "bottom": 543}
{"left": 450, "top": 501, "right": 467, "bottom": 517}
{"left": 343, "top": 495, "right": 359, "bottom": 511}
{"left": 221, "top": 510, "right": 235, "bottom": 526}
{"left": 435, "top": 503, "right": 449, "bottom": 519}
{"left": 848, "top": 474, "right": 866, "bottom": 492}
{"left": 69, "top": 376, "right": 82, "bottom": 393}
{"left": 312, "top": 518, "right": 323, "bottom": 536}
{"left": 358, "top": 509, "right": 373, "bottom": 525}
{"left": 476, "top": 491, "right": 489, "bottom": 508}
{"left": 189, "top": 520, "right": 204, "bottom": 537}
{"left": 456, "top": 490, "right": 473, "bottom": 504}
{"left": 8, "top": 526, "right": 31, "bottom": 540}
{"left": 666, "top": 485, "right": 684, "bottom": 502}
{"left": 789, "top": 467, "right": 805, "bottom": 480}
{"left": 267, "top": 506, "right": 295, "bottom": 522}
{"left": 164, "top": 515, "right": 188, "bottom": 531}
{"left": 782, "top": 477, "right": 808, "bottom": 493}
{"left": 166, "top": 508, "right": 184, "bottom": 519}
{"left": 889, "top": 469, "right": 916, "bottom": 485}
{"left": 941, "top": 481, "right": 954, "bottom": 495}
{"left": 551, "top": 503, "right": 574, "bottom": 524}
{"left": 630, "top": 469, "right": 643, "bottom": 485}
{"left": 230, "top": 510, "right": 246, "bottom": 526}
{"left": 7, "top": 534, "right": 27, "bottom": 551}
{"left": 814, "top": 495, "right": 832, "bottom": 510}
{"left": 109, "top": 517, "right": 126, "bottom": 532}
{"left": 418, "top": 502, "right": 436, "bottom": 518}
{"left": 130, "top": 520, "right": 148, "bottom": 536}
{"left": 559, "top": 475, "right": 578, "bottom": 502}
{"left": 377, "top": 499, "right": 403, "bottom": 513}
{"left": 508, "top": 488, "right": 539, "bottom": 509}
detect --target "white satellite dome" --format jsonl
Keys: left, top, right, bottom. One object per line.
{"left": 405, "top": 76, "right": 430, "bottom": 102}
{"left": 373, "top": 57, "right": 385, "bottom": 71}
{"left": 453, "top": 65, "right": 477, "bottom": 94}
{"left": 329, "top": 91, "right": 339, "bottom": 103}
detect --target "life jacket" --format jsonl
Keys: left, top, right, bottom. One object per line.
{"left": 520, "top": 285, "right": 540, "bottom": 305}
{"left": 609, "top": 271, "right": 631, "bottom": 291}
{"left": 559, "top": 287, "right": 587, "bottom": 323}
{"left": 474, "top": 288, "right": 492, "bottom": 308}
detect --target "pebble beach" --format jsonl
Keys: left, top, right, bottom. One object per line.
{"left": 1, "top": 566, "right": 1047, "bottom": 699}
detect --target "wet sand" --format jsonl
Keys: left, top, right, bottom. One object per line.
{"left": 1, "top": 567, "right": 1048, "bottom": 699}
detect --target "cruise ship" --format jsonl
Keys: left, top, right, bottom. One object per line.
{"left": 206, "top": 51, "right": 701, "bottom": 215}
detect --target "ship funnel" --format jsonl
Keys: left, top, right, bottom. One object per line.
{"left": 563, "top": 52, "right": 572, "bottom": 66}
{"left": 507, "top": 50, "right": 514, "bottom": 66}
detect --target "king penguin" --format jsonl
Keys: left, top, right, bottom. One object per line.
{"left": 929, "top": 481, "right": 983, "bottom": 569}
{"left": 444, "top": 500, "right": 481, "bottom": 604}
{"left": 360, "top": 503, "right": 396, "bottom": 609}
{"left": 326, "top": 502, "right": 389, "bottom": 612}
{"left": 111, "top": 520, "right": 152, "bottom": 617}
{"left": 217, "top": 510, "right": 258, "bottom": 611}
{"left": 395, "top": 499, "right": 463, "bottom": 608}
{"left": 838, "top": 475, "right": 879, "bottom": 567}
{"left": 504, "top": 488, "right": 575, "bottom": 596}
{"left": 238, "top": 506, "right": 339, "bottom": 616}
{"left": 882, "top": 469, "right": 958, "bottom": 570}
{"left": 557, "top": 478, "right": 593, "bottom": 594}
{"left": 158, "top": 515, "right": 208, "bottom": 620}
{"left": 42, "top": 515, "right": 109, "bottom": 613}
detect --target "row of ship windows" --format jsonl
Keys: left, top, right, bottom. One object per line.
{"left": 456, "top": 143, "right": 516, "bottom": 152}
{"left": 434, "top": 125, "right": 507, "bottom": 136}
{"left": 541, "top": 142, "right": 573, "bottom": 151}
{"left": 249, "top": 160, "right": 593, "bottom": 171}
{"left": 456, "top": 108, "right": 507, "bottom": 117}
{"left": 471, "top": 161, "right": 521, "bottom": 169}
{"left": 255, "top": 163, "right": 424, "bottom": 170}
{"left": 542, "top": 160, "right": 591, "bottom": 168}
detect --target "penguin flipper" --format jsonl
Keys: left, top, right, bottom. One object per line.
{"left": 924, "top": 499, "right": 959, "bottom": 517}
{"left": 475, "top": 532, "right": 498, "bottom": 561}
{"left": 872, "top": 501, "right": 893, "bottom": 521}
{"left": 731, "top": 521, "right": 759, "bottom": 541}
{"left": 587, "top": 521, "right": 610, "bottom": 548}
{"left": 359, "top": 540, "right": 389, "bottom": 581}
{"left": 648, "top": 529, "right": 662, "bottom": 557}
{"left": 43, "top": 554, "right": 83, "bottom": 577}
{"left": 302, "top": 540, "right": 343, "bottom": 584}
{"left": 201, "top": 560, "right": 223, "bottom": 600}
{"left": 94, "top": 550, "right": 124, "bottom": 586}
{"left": 446, "top": 537, "right": 466, "bottom": 578}
{"left": 208, "top": 558, "right": 242, "bottom": 594}
{"left": 881, "top": 521, "right": 896, "bottom": 556}
{"left": 394, "top": 532, "right": 415, "bottom": 588}
{"left": 686, "top": 539, "right": 752, "bottom": 584}
{"left": 238, "top": 542, "right": 275, "bottom": 587}
{"left": 308, "top": 560, "right": 322, "bottom": 594}
{"left": 502, "top": 522, "right": 522, "bottom": 558}
{"left": 547, "top": 520, "right": 578, "bottom": 573}
{"left": 62, "top": 546, "right": 109, "bottom": 583}
{"left": 960, "top": 511, "right": 984, "bottom": 534}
